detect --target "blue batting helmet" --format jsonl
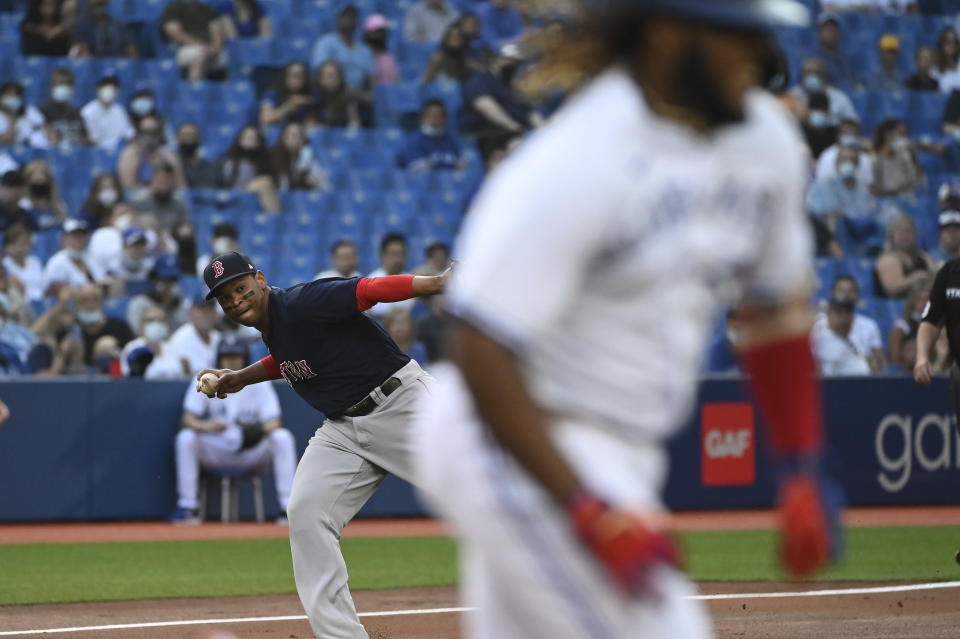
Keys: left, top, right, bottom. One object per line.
{"left": 589, "top": 0, "right": 809, "bottom": 31}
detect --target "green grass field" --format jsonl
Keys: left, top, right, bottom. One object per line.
{"left": 1, "top": 526, "right": 957, "bottom": 606}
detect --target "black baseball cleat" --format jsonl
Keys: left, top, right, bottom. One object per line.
{"left": 955, "top": 549, "right": 960, "bottom": 565}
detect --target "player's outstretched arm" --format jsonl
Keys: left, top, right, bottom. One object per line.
{"left": 736, "top": 292, "right": 842, "bottom": 578}
{"left": 196, "top": 358, "right": 276, "bottom": 399}
{"left": 453, "top": 322, "right": 679, "bottom": 598}
{"left": 355, "top": 270, "right": 449, "bottom": 311}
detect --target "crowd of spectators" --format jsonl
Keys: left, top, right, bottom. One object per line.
{"left": 1, "top": 0, "right": 960, "bottom": 381}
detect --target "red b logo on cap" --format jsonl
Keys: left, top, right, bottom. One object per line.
{"left": 212, "top": 261, "right": 224, "bottom": 278}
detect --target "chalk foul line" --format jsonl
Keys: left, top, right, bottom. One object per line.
{"left": 2, "top": 582, "right": 959, "bottom": 636}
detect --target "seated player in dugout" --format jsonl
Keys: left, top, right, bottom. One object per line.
{"left": 196, "top": 251, "right": 446, "bottom": 638}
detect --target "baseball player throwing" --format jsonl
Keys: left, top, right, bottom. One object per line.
{"left": 414, "top": 1, "right": 840, "bottom": 637}
{"left": 197, "top": 251, "right": 444, "bottom": 638}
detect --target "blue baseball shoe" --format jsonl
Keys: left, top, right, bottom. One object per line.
{"left": 170, "top": 507, "right": 201, "bottom": 525}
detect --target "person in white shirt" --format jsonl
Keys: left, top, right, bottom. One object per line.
{"left": 813, "top": 296, "right": 874, "bottom": 375}
{"left": 314, "top": 239, "right": 361, "bottom": 280}
{"left": 812, "top": 274, "right": 884, "bottom": 372}
{"left": 80, "top": 73, "right": 134, "bottom": 151}
{"left": 3, "top": 227, "right": 44, "bottom": 302}
{"left": 155, "top": 295, "right": 221, "bottom": 378}
{"left": 41, "top": 219, "right": 105, "bottom": 297}
{"left": 0, "top": 81, "right": 49, "bottom": 148}
{"left": 121, "top": 303, "right": 173, "bottom": 377}
{"left": 789, "top": 57, "right": 858, "bottom": 126}
{"left": 366, "top": 233, "right": 413, "bottom": 317}
{"left": 815, "top": 119, "right": 873, "bottom": 184}
{"left": 172, "top": 336, "right": 297, "bottom": 524}
{"left": 88, "top": 202, "right": 137, "bottom": 278}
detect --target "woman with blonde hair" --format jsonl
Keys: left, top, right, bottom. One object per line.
{"left": 20, "top": 159, "right": 67, "bottom": 231}
{"left": 874, "top": 214, "right": 936, "bottom": 298}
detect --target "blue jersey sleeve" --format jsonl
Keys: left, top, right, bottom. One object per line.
{"left": 287, "top": 277, "right": 360, "bottom": 323}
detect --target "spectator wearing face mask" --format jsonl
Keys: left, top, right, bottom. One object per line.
{"left": 196, "top": 222, "right": 239, "bottom": 278}
{"left": 397, "top": 100, "right": 462, "bottom": 171}
{"left": 790, "top": 57, "right": 858, "bottom": 128}
{"left": 105, "top": 227, "right": 155, "bottom": 296}
{"left": 88, "top": 201, "right": 139, "bottom": 278}
{"left": 119, "top": 115, "right": 186, "bottom": 194}
{"left": 127, "top": 253, "right": 189, "bottom": 332}
{"left": 120, "top": 303, "right": 174, "bottom": 377}
{"left": 71, "top": 283, "right": 134, "bottom": 367}
{"left": 0, "top": 82, "right": 49, "bottom": 149}
{"left": 81, "top": 72, "right": 134, "bottom": 151}
{"left": 42, "top": 219, "right": 105, "bottom": 297}
{"left": 79, "top": 173, "right": 124, "bottom": 230}
{"left": 872, "top": 118, "right": 922, "bottom": 198}
{"left": 800, "top": 91, "right": 839, "bottom": 159}
{"left": 3, "top": 227, "right": 44, "bottom": 303}
{"left": 20, "top": 160, "right": 67, "bottom": 232}
{"left": 126, "top": 87, "right": 169, "bottom": 134}
{"left": 220, "top": 125, "right": 280, "bottom": 213}
{"left": 39, "top": 68, "right": 89, "bottom": 149}
{"left": 807, "top": 145, "right": 880, "bottom": 250}
{"left": 176, "top": 122, "right": 223, "bottom": 189}
{"left": 362, "top": 14, "right": 399, "bottom": 85}
{"left": 815, "top": 119, "right": 872, "bottom": 183}
{"left": 812, "top": 274, "right": 885, "bottom": 374}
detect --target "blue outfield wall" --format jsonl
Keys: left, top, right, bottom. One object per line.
{"left": 0, "top": 377, "right": 957, "bottom": 522}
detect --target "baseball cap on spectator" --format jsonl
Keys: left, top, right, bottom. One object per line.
{"left": 122, "top": 227, "right": 147, "bottom": 246}
{"left": 151, "top": 253, "right": 181, "bottom": 280}
{"left": 938, "top": 182, "right": 960, "bottom": 209}
{"left": 939, "top": 210, "right": 960, "bottom": 227}
{"left": 97, "top": 70, "right": 120, "bottom": 86}
{"left": 202, "top": 251, "right": 257, "bottom": 300}
{"left": 827, "top": 296, "right": 856, "bottom": 312}
{"left": 1, "top": 170, "right": 23, "bottom": 187}
{"left": 817, "top": 12, "right": 839, "bottom": 27}
{"left": 879, "top": 34, "right": 900, "bottom": 51}
{"left": 63, "top": 219, "right": 88, "bottom": 234}
{"left": 363, "top": 14, "right": 388, "bottom": 31}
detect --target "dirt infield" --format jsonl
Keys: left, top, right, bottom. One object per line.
{"left": 2, "top": 507, "right": 959, "bottom": 638}
{"left": 2, "top": 582, "right": 959, "bottom": 638}
{"left": 2, "top": 506, "right": 958, "bottom": 545}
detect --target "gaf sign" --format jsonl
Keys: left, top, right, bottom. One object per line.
{"left": 701, "top": 403, "right": 756, "bottom": 486}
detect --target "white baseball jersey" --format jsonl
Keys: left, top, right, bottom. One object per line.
{"left": 448, "top": 68, "right": 812, "bottom": 441}
{"left": 182, "top": 381, "right": 281, "bottom": 451}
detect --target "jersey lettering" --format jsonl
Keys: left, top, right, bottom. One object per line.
{"left": 279, "top": 359, "right": 318, "bottom": 385}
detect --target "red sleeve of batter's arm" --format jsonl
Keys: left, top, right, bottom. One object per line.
{"left": 739, "top": 334, "right": 823, "bottom": 455}
{"left": 260, "top": 355, "right": 282, "bottom": 380}
{"left": 355, "top": 275, "right": 416, "bottom": 312}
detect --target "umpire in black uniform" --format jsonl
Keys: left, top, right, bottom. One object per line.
{"left": 914, "top": 257, "right": 960, "bottom": 408}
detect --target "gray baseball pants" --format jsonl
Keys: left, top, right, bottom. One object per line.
{"left": 287, "top": 359, "right": 434, "bottom": 638}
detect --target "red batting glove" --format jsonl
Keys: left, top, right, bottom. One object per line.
{"left": 779, "top": 474, "right": 831, "bottom": 577}
{"left": 566, "top": 489, "right": 680, "bottom": 598}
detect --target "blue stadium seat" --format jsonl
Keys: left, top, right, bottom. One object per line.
{"left": 814, "top": 257, "right": 837, "bottom": 301}
{"left": 374, "top": 83, "right": 422, "bottom": 126}
{"left": 837, "top": 257, "right": 878, "bottom": 298}
{"left": 282, "top": 190, "right": 333, "bottom": 216}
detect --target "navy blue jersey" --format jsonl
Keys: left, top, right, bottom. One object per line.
{"left": 263, "top": 277, "right": 410, "bottom": 417}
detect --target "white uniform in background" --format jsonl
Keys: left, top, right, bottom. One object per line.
{"left": 414, "top": 68, "right": 813, "bottom": 639}
{"left": 175, "top": 381, "right": 296, "bottom": 512}
{"left": 161, "top": 323, "right": 220, "bottom": 377}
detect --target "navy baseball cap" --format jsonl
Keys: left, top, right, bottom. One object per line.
{"left": 122, "top": 227, "right": 147, "bottom": 246}
{"left": 203, "top": 251, "right": 257, "bottom": 300}
{"left": 151, "top": 253, "right": 181, "bottom": 279}
{"left": 217, "top": 334, "right": 249, "bottom": 358}
{"left": 589, "top": 0, "right": 809, "bottom": 30}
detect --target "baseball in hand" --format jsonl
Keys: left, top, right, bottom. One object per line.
{"left": 198, "top": 373, "right": 219, "bottom": 395}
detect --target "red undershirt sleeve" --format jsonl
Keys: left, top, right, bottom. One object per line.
{"left": 260, "top": 355, "right": 282, "bottom": 380}
{"left": 355, "top": 275, "right": 416, "bottom": 311}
